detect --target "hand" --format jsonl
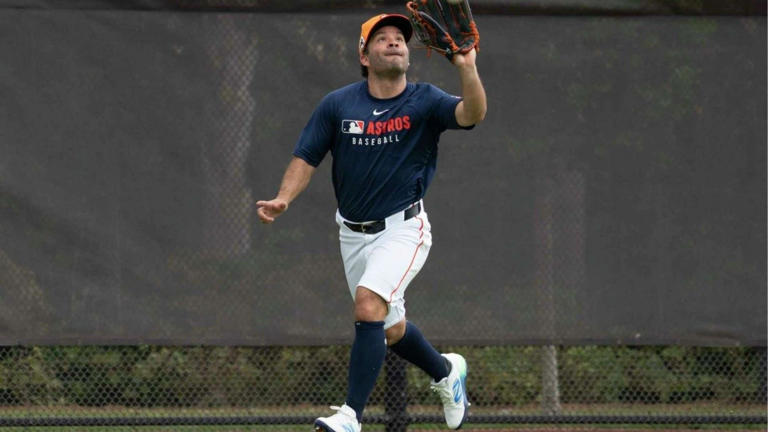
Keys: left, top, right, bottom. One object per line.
{"left": 256, "top": 198, "right": 288, "bottom": 224}
{"left": 451, "top": 47, "right": 477, "bottom": 68}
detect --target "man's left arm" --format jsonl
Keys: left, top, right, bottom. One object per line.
{"left": 453, "top": 48, "right": 487, "bottom": 127}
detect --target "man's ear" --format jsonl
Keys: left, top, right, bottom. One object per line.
{"left": 360, "top": 52, "right": 370, "bottom": 67}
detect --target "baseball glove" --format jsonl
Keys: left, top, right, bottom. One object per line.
{"left": 406, "top": 0, "right": 479, "bottom": 61}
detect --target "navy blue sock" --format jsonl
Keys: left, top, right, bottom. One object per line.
{"left": 346, "top": 321, "right": 386, "bottom": 422}
{"left": 389, "top": 321, "right": 449, "bottom": 381}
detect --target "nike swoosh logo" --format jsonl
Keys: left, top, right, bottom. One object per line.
{"left": 372, "top": 108, "right": 390, "bottom": 116}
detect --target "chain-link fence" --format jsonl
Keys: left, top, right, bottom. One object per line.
{"left": 0, "top": 346, "right": 765, "bottom": 429}
{"left": 1, "top": 1, "right": 766, "bottom": 429}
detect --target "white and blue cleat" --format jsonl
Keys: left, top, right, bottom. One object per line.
{"left": 314, "top": 404, "right": 361, "bottom": 432}
{"left": 430, "top": 353, "right": 470, "bottom": 429}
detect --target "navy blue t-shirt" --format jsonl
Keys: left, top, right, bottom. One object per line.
{"left": 293, "top": 81, "right": 469, "bottom": 222}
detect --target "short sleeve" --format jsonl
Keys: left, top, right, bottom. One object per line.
{"left": 292, "top": 95, "right": 336, "bottom": 167}
{"left": 429, "top": 84, "right": 474, "bottom": 131}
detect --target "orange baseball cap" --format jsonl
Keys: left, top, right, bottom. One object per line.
{"left": 359, "top": 14, "right": 413, "bottom": 55}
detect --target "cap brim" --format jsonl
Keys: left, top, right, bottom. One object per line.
{"left": 368, "top": 14, "right": 413, "bottom": 45}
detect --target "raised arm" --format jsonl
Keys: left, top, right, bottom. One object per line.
{"left": 452, "top": 48, "right": 487, "bottom": 127}
{"left": 256, "top": 156, "right": 316, "bottom": 224}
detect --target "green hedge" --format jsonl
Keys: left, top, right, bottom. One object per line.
{"left": 0, "top": 346, "right": 764, "bottom": 407}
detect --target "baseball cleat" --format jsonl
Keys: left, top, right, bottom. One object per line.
{"left": 313, "top": 404, "right": 361, "bottom": 432}
{"left": 430, "top": 353, "right": 470, "bottom": 429}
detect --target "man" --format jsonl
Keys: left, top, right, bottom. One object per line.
{"left": 257, "top": 13, "right": 486, "bottom": 432}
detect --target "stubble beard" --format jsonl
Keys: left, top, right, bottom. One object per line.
{"left": 371, "top": 54, "right": 409, "bottom": 80}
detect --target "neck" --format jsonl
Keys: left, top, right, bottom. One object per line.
{"left": 367, "top": 74, "right": 407, "bottom": 99}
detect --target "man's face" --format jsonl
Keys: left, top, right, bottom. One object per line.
{"left": 362, "top": 25, "right": 409, "bottom": 77}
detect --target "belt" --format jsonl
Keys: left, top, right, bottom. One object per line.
{"left": 343, "top": 202, "right": 421, "bottom": 234}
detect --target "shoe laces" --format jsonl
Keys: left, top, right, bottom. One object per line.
{"left": 431, "top": 378, "right": 471, "bottom": 407}
{"left": 430, "top": 379, "right": 454, "bottom": 402}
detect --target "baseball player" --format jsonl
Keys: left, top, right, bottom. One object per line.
{"left": 257, "top": 12, "right": 486, "bottom": 432}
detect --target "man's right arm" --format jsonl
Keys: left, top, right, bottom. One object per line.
{"left": 256, "top": 156, "right": 316, "bottom": 224}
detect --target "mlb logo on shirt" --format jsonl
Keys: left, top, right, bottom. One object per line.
{"left": 342, "top": 120, "right": 365, "bottom": 134}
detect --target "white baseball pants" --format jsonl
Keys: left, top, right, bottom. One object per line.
{"left": 335, "top": 202, "right": 432, "bottom": 329}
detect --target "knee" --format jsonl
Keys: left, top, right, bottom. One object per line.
{"left": 385, "top": 320, "right": 406, "bottom": 345}
{"left": 354, "top": 286, "right": 387, "bottom": 322}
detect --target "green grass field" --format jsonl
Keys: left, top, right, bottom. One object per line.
{"left": 0, "top": 404, "right": 764, "bottom": 431}
{"left": 0, "top": 425, "right": 764, "bottom": 432}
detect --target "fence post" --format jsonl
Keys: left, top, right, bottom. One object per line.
{"left": 385, "top": 350, "right": 409, "bottom": 432}
{"left": 541, "top": 345, "right": 562, "bottom": 415}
